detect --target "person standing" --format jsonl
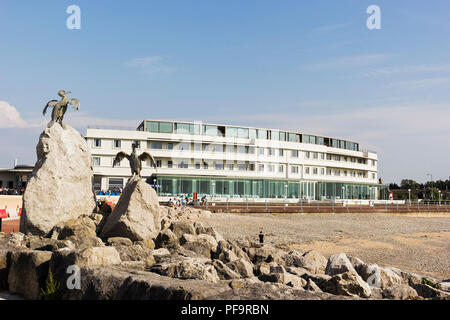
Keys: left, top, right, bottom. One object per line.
{"left": 259, "top": 230, "right": 264, "bottom": 244}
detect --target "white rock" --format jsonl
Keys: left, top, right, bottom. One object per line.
{"left": 20, "top": 125, "right": 96, "bottom": 235}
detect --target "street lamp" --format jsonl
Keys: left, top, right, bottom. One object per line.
{"left": 284, "top": 183, "right": 288, "bottom": 199}
{"left": 211, "top": 181, "right": 215, "bottom": 199}
{"left": 427, "top": 174, "right": 433, "bottom": 201}
{"left": 408, "top": 189, "right": 411, "bottom": 204}
{"left": 438, "top": 190, "right": 441, "bottom": 205}
{"left": 341, "top": 186, "right": 345, "bottom": 200}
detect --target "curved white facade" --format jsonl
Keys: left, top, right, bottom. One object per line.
{"left": 85, "top": 120, "right": 384, "bottom": 201}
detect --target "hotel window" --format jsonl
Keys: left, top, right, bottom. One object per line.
{"left": 334, "top": 169, "right": 340, "bottom": 176}
{"left": 159, "top": 122, "right": 173, "bottom": 133}
{"left": 326, "top": 154, "right": 331, "bottom": 160}
{"left": 291, "top": 166, "right": 298, "bottom": 174}
{"left": 372, "top": 173, "right": 376, "bottom": 179}
{"left": 313, "top": 152, "right": 318, "bottom": 159}
{"left": 238, "top": 164, "right": 248, "bottom": 171}
{"left": 92, "top": 157, "right": 100, "bottom": 166}
{"left": 113, "top": 140, "right": 121, "bottom": 148}
{"left": 167, "top": 143, "right": 173, "bottom": 150}
{"left": 305, "top": 152, "right": 310, "bottom": 159}
{"left": 320, "top": 153, "right": 325, "bottom": 160}
{"left": 93, "top": 139, "right": 101, "bottom": 148}
{"left": 227, "top": 145, "right": 235, "bottom": 153}
{"left": 291, "top": 150, "right": 298, "bottom": 158}
{"left": 279, "top": 132, "right": 286, "bottom": 141}
{"left": 215, "top": 163, "right": 224, "bottom": 170}
{"left": 149, "top": 141, "right": 162, "bottom": 149}
{"left": 175, "top": 123, "right": 191, "bottom": 134}
{"left": 268, "top": 164, "right": 275, "bottom": 172}
{"left": 320, "top": 168, "right": 325, "bottom": 175}
{"left": 278, "top": 165, "right": 284, "bottom": 173}
{"left": 228, "top": 163, "right": 234, "bottom": 170}
{"left": 257, "top": 129, "right": 268, "bottom": 140}
{"left": 133, "top": 140, "right": 141, "bottom": 149}
{"left": 203, "top": 144, "right": 209, "bottom": 152}
{"left": 213, "top": 144, "right": 224, "bottom": 152}
{"left": 317, "top": 137, "right": 324, "bottom": 145}
{"left": 156, "top": 160, "right": 162, "bottom": 168}
{"left": 270, "top": 131, "right": 279, "bottom": 141}
{"left": 258, "top": 164, "right": 265, "bottom": 172}
{"left": 259, "top": 148, "right": 265, "bottom": 155}
{"left": 226, "top": 127, "right": 238, "bottom": 138}
{"left": 334, "top": 155, "right": 340, "bottom": 161}
{"left": 249, "top": 129, "right": 257, "bottom": 139}
{"left": 238, "top": 146, "right": 249, "bottom": 154}
{"left": 238, "top": 128, "right": 249, "bottom": 139}
{"left": 194, "top": 144, "right": 201, "bottom": 152}
{"left": 344, "top": 156, "right": 348, "bottom": 162}
{"left": 178, "top": 161, "right": 189, "bottom": 169}
{"left": 305, "top": 167, "right": 310, "bottom": 174}
{"left": 371, "top": 160, "right": 376, "bottom": 166}
{"left": 195, "top": 162, "right": 201, "bottom": 169}
{"left": 268, "top": 148, "right": 274, "bottom": 156}
{"left": 351, "top": 157, "right": 356, "bottom": 163}
{"left": 313, "top": 168, "right": 318, "bottom": 175}
{"left": 168, "top": 160, "right": 173, "bottom": 168}
{"left": 177, "top": 143, "right": 189, "bottom": 151}
{"left": 344, "top": 170, "right": 348, "bottom": 176}
{"left": 145, "top": 121, "right": 159, "bottom": 132}
{"left": 288, "top": 133, "right": 299, "bottom": 143}
{"left": 279, "top": 149, "right": 284, "bottom": 157}
{"left": 326, "top": 168, "right": 332, "bottom": 175}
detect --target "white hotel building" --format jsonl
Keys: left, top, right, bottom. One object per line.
{"left": 85, "top": 120, "right": 388, "bottom": 201}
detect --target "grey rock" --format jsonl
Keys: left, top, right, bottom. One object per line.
{"left": 8, "top": 249, "right": 53, "bottom": 300}
{"left": 20, "top": 124, "right": 96, "bottom": 236}
{"left": 169, "top": 220, "right": 196, "bottom": 239}
{"left": 155, "top": 228, "right": 178, "bottom": 249}
{"left": 226, "top": 258, "right": 254, "bottom": 278}
{"left": 107, "top": 237, "right": 133, "bottom": 247}
{"left": 382, "top": 284, "right": 418, "bottom": 300}
{"left": 325, "top": 253, "right": 356, "bottom": 276}
{"left": 180, "top": 233, "right": 217, "bottom": 257}
{"left": 101, "top": 176, "right": 161, "bottom": 242}
{"left": 322, "top": 271, "right": 372, "bottom": 298}
{"left": 212, "top": 260, "right": 241, "bottom": 280}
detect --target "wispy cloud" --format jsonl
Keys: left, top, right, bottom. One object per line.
{"left": 366, "top": 64, "right": 450, "bottom": 77}
{"left": 124, "top": 56, "right": 175, "bottom": 74}
{"left": 385, "top": 77, "right": 450, "bottom": 90}
{"left": 311, "top": 23, "right": 352, "bottom": 33}
{"left": 303, "top": 54, "right": 391, "bottom": 70}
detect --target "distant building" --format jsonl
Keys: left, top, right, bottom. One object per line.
{"left": 85, "top": 119, "right": 388, "bottom": 200}
{"left": 0, "top": 164, "right": 33, "bottom": 189}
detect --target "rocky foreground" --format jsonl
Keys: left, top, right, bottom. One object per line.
{"left": 0, "top": 205, "right": 449, "bottom": 300}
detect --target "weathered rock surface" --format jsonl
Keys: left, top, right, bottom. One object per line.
{"left": 8, "top": 249, "right": 53, "bottom": 299}
{"left": 325, "top": 253, "right": 356, "bottom": 276}
{"left": 100, "top": 176, "right": 160, "bottom": 241}
{"left": 20, "top": 124, "right": 96, "bottom": 235}
{"left": 150, "top": 257, "right": 220, "bottom": 283}
{"left": 322, "top": 271, "right": 372, "bottom": 298}
{"left": 180, "top": 233, "right": 217, "bottom": 257}
{"left": 226, "top": 258, "right": 254, "bottom": 278}
{"left": 358, "top": 264, "right": 403, "bottom": 289}
{"left": 382, "top": 284, "right": 418, "bottom": 300}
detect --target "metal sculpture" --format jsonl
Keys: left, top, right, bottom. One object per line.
{"left": 43, "top": 90, "right": 80, "bottom": 128}
{"left": 113, "top": 143, "right": 157, "bottom": 177}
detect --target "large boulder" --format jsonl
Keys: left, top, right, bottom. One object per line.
{"left": 325, "top": 253, "right": 356, "bottom": 276}
{"left": 322, "top": 271, "right": 372, "bottom": 298}
{"left": 358, "top": 264, "right": 403, "bottom": 289}
{"left": 382, "top": 284, "right": 418, "bottom": 300}
{"left": 283, "top": 250, "right": 327, "bottom": 274}
{"left": 8, "top": 249, "right": 53, "bottom": 299}
{"left": 100, "top": 176, "right": 161, "bottom": 241}
{"left": 226, "top": 258, "right": 254, "bottom": 278}
{"left": 150, "top": 257, "right": 220, "bottom": 283}
{"left": 20, "top": 124, "right": 96, "bottom": 236}
{"left": 180, "top": 233, "right": 218, "bottom": 257}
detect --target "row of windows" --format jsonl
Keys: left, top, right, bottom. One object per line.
{"left": 138, "top": 120, "right": 359, "bottom": 151}
{"left": 92, "top": 156, "right": 375, "bottom": 179}
{"left": 91, "top": 139, "right": 374, "bottom": 165}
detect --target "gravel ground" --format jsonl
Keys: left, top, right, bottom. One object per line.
{"left": 199, "top": 212, "right": 450, "bottom": 280}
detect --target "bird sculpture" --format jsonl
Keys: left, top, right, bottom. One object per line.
{"left": 113, "top": 143, "right": 157, "bottom": 177}
{"left": 43, "top": 90, "right": 80, "bottom": 128}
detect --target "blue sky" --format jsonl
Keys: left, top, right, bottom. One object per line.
{"left": 1, "top": 0, "right": 449, "bottom": 183}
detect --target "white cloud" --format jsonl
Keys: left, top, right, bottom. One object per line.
{"left": 0, "top": 101, "right": 29, "bottom": 128}
{"left": 124, "top": 56, "right": 175, "bottom": 74}
{"left": 304, "top": 54, "right": 391, "bottom": 70}
{"left": 385, "top": 77, "right": 450, "bottom": 90}
{"left": 366, "top": 64, "right": 450, "bottom": 77}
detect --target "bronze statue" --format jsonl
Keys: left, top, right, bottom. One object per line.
{"left": 113, "top": 143, "right": 157, "bottom": 177}
{"left": 43, "top": 90, "right": 80, "bottom": 128}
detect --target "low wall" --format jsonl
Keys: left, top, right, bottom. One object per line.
{"left": 0, "top": 195, "right": 22, "bottom": 219}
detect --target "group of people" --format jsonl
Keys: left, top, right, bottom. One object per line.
{"left": 0, "top": 187, "right": 25, "bottom": 195}
{"left": 96, "top": 187, "right": 122, "bottom": 196}
{"left": 167, "top": 194, "right": 193, "bottom": 207}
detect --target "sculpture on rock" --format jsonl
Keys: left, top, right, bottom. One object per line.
{"left": 113, "top": 143, "right": 157, "bottom": 177}
{"left": 43, "top": 89, "right": 80, "bottom": 128}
